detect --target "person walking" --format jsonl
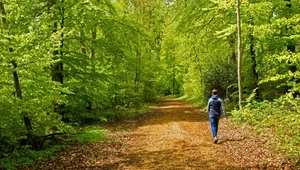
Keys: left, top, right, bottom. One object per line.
{"left": 207, "top": 89, "right": 227, "bottom": 143}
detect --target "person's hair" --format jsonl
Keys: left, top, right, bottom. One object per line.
{"left": 212, "top": 89, "right": 218, "bottom": 95}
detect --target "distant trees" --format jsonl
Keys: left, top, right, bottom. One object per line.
{"left": 169, "top": 0, "right": 300, "bottom": 104}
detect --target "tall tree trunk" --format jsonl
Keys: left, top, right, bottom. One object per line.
{"left": 236, "top": 0, "right": 242, "bottom": 110}
{"left": 135, "top": 38, "right": 141, "bottom": 94}
{"left": 1, "top": 1, "right": 33, "bottom": 137}
{"left": 193, "top": 45, "right": 203, "bottom": 86}
{"left": 172, "top": 54, "right": 175, "bottom": 97}
{"left": 227, "top": 36, "right": 236, "bottom": 100}
{"left": 285, "top": 0, "right": 298, "bottom": 97}
{"left": 91, "top": 26, "right": 97, "bottom": 73}
{"left": 51, "top": 23, "right": 64, "bottom": 83}
{"left": 51, "top": 1, "right": 64, "bottom": 84}
{"left": 250, "top": 33, "right": 259, "bottom": 99}
{"left": 51, "top": 1, "right": 67, "bottom": 121}
{"left": 87, "top": 26, "right": 97, "bottom": 111}
{"left": 134, "top": 4, "right": 142, "bottom": 96}
{"left": 12, "top": 61, "right": 33, "bottom": 132}
{"left": 285, "top": 0, "right": 295, "bottom": 68}
{"left": 79, "top": 30, "right": 87, "bottom": 55}
{"left": 170, "top": 45, "right": 175, "bottom": 97}
{"left": 228, "top": 36, "right": 236, "bottom": 64}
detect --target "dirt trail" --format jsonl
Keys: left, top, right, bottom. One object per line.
{"left": 118, "top": 98, "right": 242, "bottom": 170}
{"left": 27, "top": 98, "right": 290, "bottom": 170}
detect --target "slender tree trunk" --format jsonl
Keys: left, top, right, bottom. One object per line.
{"left": 51, "top": 22, "right": 64, "bottom": 83}
{"left": 86, "top": 26, "right": 97, "bottom": 111}
{"left": 135, "top": 29, "right": 141, "bottom": 95}
{"left": 227, "top": 36, "right": 236, "bottom": 100}
{"left": 285, "top": 0, "right": 296, "bottom": 69}
{"left": 170, "top": 45, "right": 175, "bottom": 97}
{"left": 0, "top": 2, "right": 7, "bottom": 27}
{"left": 51, "top": 2, "right": 64, "bottom": 84}
{"left": 134, "top": 3, "right": 143, "bottom": 98}
{"left": 172, "top": 55, "right": 175, "bottom": 97}
{"left": 236, "top": 0, "right": 242, "bottom": 109}
{"left": 250, "top": 33, "right": 259, "bottom": 99}
{"left": 91, "top": 26, "right": 97, "bottom": 73}
{"left": 79, "top": 30, "right": 87, "bottom": 55}
{"left": 135, "top": 47, "right": 141, "bottom": 94}
{"left": 51, "top": 2, "right": 67, "bottom": 120}
{"left": 228, "top": 36, "right": 236, "bottom": 64}
{"left": 194, "top": 45, "right": 203, "bottom": 86}
{"left": 12, "top": 61, "right": 33, "bottom": 132}
{"left": 285, "top": 0, "right": 295, "bottom": 66}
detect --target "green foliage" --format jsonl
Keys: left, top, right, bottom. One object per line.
{"left": 1, "top": 0, "right": 300, "bottom": 167}
{"left": 73, "top": 126, "right": 106, "bottom": 144}
{"left": 203, "top": 62, "right": 237, "bottom": 99}
{"left": 0, "top": 0, "right": 163, "bottom": 153}
{"left": 0, "top": 145, "right": 65, "bottom": 170}
{"left": 231, "top": 95, "right": 300, "bottom": 159}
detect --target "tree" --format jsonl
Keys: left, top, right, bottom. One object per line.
{"left": 236, "top": 0, "right": 242, "bottom": 109}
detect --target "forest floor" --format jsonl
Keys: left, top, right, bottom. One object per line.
{"left": 27, "top": 98, "right": 295, "bottom": 170}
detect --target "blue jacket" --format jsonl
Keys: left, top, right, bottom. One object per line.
{"left": 208, "top": 95, "right": 226, "bottom": 117}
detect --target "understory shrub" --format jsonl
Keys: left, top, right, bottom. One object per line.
{"left": 231, "top": 94, "right": 300, "bottom": 161}
{"left": 0, "top": 145, "right": 66, "bottom": 170}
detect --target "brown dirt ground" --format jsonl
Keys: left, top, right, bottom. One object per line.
{"left": 26, "top": 98, "right": 296, "bottom": 170}
{"left": 117, "top": 98, "right": 242, "bottom": 170}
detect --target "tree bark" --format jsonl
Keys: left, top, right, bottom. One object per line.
{"left": 236, "top": 0, "right": 242, "bottom": 110}
{"left": 135, "top": 39, "right": 141, "bottom": 94}
{"left": 51, "top": 9, "right": 64, "bottom": 84}
{"left": 250, "top": 33, "right": 259, "bottom": 99}
{"left": 171, "top": 44, "right": 176, "bottom": 97}
{"left": 79, "top": 30, "right": 87, "bottom": 55}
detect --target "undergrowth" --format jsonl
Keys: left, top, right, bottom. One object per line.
{"left": 231, "top": 95, "right": 300, "bottom": 166}
{"left": 73, "top": 126, "right": 106, "bottom": 144}
{"left": 0, "top": 104, "right": 151, "bottom": 170}
{"left": 0, "top": 125, "right": 107, "bottom": 170}
{"left": 0, "top": 145, "right": 66, "bottom": 170}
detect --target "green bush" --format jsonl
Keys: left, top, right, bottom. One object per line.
{"left": 231, "top": 95, "right": 300, "bottom": 160}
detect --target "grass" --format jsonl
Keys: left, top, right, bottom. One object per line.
{"left": 73, "top": 126, "right": 106, "bottom": 144}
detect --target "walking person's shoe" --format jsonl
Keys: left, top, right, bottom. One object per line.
{"left": 213, "top": 137, "right": 218, "bottom": 144}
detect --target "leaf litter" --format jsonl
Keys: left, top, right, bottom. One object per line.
{"left": 23, "top": 99, "right": 298, "bottom": 170}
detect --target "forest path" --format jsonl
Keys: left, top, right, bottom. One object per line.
{"left": 117, "top": 98, "right": 242, "bottom": 170}
{"left": 28, "top": 98, "right": 287, "bottom": 169}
